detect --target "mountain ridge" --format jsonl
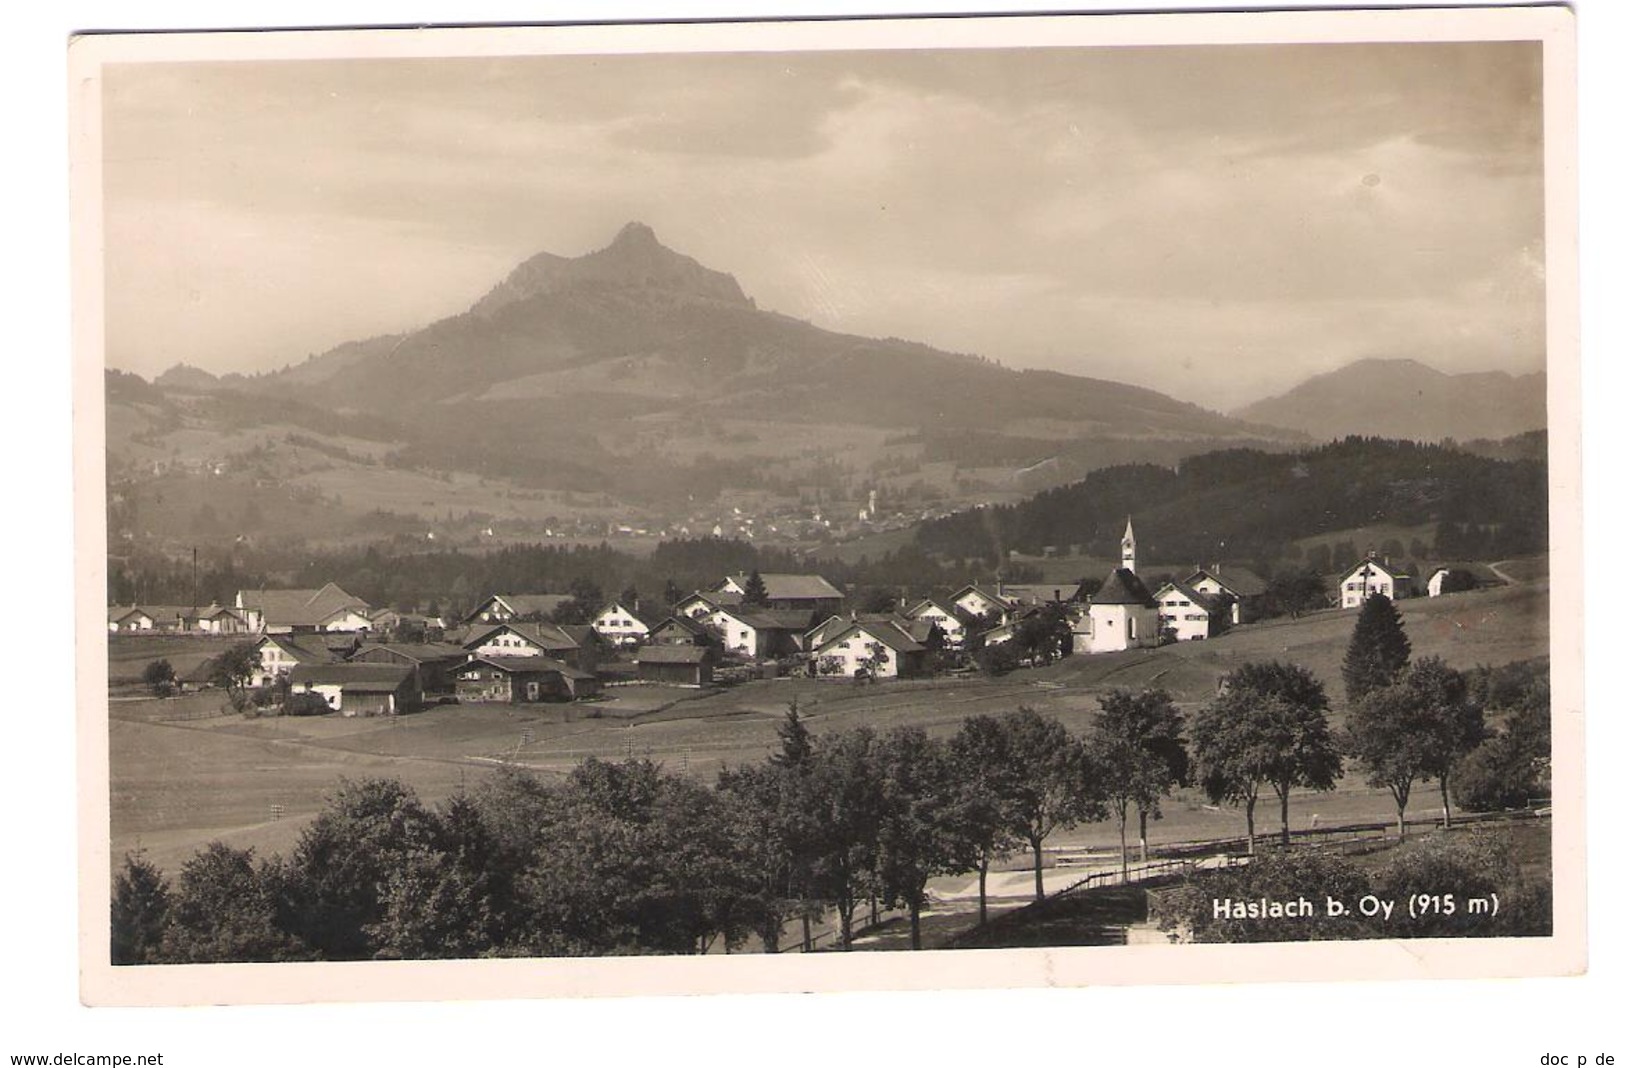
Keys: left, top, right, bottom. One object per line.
{"left": 1234, "top": 357, "right": 1545, "bottom": 443}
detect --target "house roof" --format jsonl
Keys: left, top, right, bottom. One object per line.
{"left": 724, "top": 607, "right": 820, "bottom": 632}
{"left": 949, "top": 584, "right": 1014, "bottom": 614}
{"left": 676, "top": 589, "right": 743, "bottom": 612}
{"left": 636, "top": 645, "right": 711, "bottom": 665}
{"left": 1426, "top": 562, "right": 1506, "bottom": 584}
{"left": 650, "top": 614, "right": 708, "bottom": 637}
{"left": 558, "top": 624, "right": 603, "bottom": 648}
{"left": 465, "top": 593, "right": 573, "bottom": 622}
{"left": 812, "top": 619, "right": 927, "bottom": 656}
{"left": 1338, "top": 558, "right": 1410, "bottom": 582}
{"left": 1155, "top": 581, "right": 1219, "bottom": 612}
{"left": 289, "top": 662, "right": 415, "bottom": 691}
{"left": 1185, "top": 566, "right": 1268, "bottom": 598}
{"left": 724, "top": 573, "right": 845, "bottom": 601}
{"left": 1089, "top": 569, "right": 1159, "bottom": 607}
{"left": 239, "top": 584, "right": 371, "bottom": 628}
{"left": 594, "top": 602, "right": 656, "bottom": 629}
{"left": 257, "top": 634, "right": 341, "bottom": 663}
{"left": 107, "top": 605, "right": 153, "bottom": 624}
{"left": 351, "top": 642, "right": 468, "bottom": 664}
{"left": 190, "top": 604, "right": 246, "bottom": 621}
{"left": 997, "top": 583, "right": 1084, "bottom": 605}
{"left": 462, "top": 621, "right": 580, "bottom": 652}
{"left": 454, "top": 655, "right": 585, "bottom": 678}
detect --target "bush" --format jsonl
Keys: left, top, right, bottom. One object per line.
{"left": 1372, "top": 831, "right": 1551, "bottom": 938}
{"left": 285, "top": 692, "right": 333, "bottom": 717}
{"left": 142, "top": 658, "right": 176, "bottom": 698}
{"left": 1153, "top": 851, "right": 1379, "bottom": 943}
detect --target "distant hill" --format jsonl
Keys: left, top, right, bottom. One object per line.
{"left": 1235, "top": 358, "right": 1545, "bottom": 443}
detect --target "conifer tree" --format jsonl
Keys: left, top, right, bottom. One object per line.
{"left": 1342, "top": 593, "right": 1411, "bottom": 703}
{"left": 742, "top": 568, "right": 770, "bottom": 607}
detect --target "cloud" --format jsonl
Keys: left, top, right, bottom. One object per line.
{"left": 99, "top": 41, "right": 1547, "bottom": 403}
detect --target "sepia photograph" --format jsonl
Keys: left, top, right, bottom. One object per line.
{"left": 69, "top": 4, "right": 1582, "bottom": 1009}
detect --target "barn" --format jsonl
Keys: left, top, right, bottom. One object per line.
{"left": 635, "top": 645, "right": 714, "bottom": 687}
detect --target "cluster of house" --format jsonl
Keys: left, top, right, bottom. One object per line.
{"left": 109, "top": 520, "right": 1498, "bottom": 715}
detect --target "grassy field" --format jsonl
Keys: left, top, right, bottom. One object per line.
{"left": 105, "top": 579, "right": 1549, "bottom": 877}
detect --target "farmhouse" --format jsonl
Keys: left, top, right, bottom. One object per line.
{"left": 287, "top": 662, "right": 420, "bottom": 716}
{"left": 810, "top": 619, "right": 927, "bottom": 680}
{"left": 1337, "top": 556, "right": 1412, "bottom": 609}
{"left": 463, "top": 593, "right": 573, "bottom": 625}
{"left": 634, "top": 645, "right": 715, "bottom": 687}
{"left": 107, "top": 606, "right": 158, "bottom": 633}
{"left": 1154, "top": 581, "right": 1223, "bottom": 642}
{"left": 673, "top": 589, "right": 743, "bottom": 623}
{"left": 462, "top": 621, "right": 583, "bottom": 665}
{"left": 183, "top": 603, "right": 250, "bottom": 635}
{"left": 347, "top": 642, "right": 469, "bottom": 697}
{"left": 1184, "top": 564, "right": 1268, "bottom": 624}
{"left": 591, "top": 601, "right": 655, "bottom": 646}
{"left": 949, "top": 584, "right": 1013, "bottom": 626}
{"left": 716, "top": 573, "right": 845, "bottom": 615}
{"left": 645, "top": 614, "right": 713, "bottom": 646}
{"left": 451, "top": 655, "right": 598, "bottom": 703}
{"left": 901, "top": 598, "right": 978, "bottom": 649}
{"left": 236, "top": 583, "right": 372, "bottom": 634}
{"left": 707, "top": 606, "right": 815, "bottom": 660}
{"left": 250, "top": 634, "right": 341, "bottom": 688}
{"left": 1426, "top": 563, "right": 1503, "bottom": 597}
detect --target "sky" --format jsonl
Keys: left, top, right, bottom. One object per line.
{"left": 101, "top": 38, "right": 1546, "bottom": 411}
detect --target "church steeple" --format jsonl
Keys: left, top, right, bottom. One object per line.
{"left": 1121, "top": 517, "right": 1137, "bottom": 574}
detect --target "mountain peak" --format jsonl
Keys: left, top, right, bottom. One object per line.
{"left": 472, "top": 222, "right": 752, "bottom": 319}
{"left": 610, "top": 221, "right": 661, "bottom": 248}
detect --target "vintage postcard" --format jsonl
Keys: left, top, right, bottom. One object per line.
{"left": 71, "top": 5, "right": 1581, "bottom": 1006}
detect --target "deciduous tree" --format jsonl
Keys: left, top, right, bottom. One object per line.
{"left": 1192, "top": 662, "right": 1342, "bottom": 851}
{"left": 998, "top": 707, "right": 1103, "bottom": 900}
{"left": 1089, "top": 689, "right": 1189, "bottom": 874}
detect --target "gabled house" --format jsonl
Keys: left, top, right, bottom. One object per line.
{"left": 948, "top": 584, "right": 1014, "bottom": 627}
{"left": 1184, "top": 565, "right": 1268, "bottom": 625}
{"left": 288, "top": 662, "right": 420, "bottom": 716}
{"left": 634, "top": 645, "right": 715, "bottom": 688}
{"left": 451, "top": 655, "right": 599, "bottom": 703}
{"left": 716, "top": 573, "right": 846, "bottom": 615}
{"left": 646, "top": 614, "right": 713, "bottom": 646}
{"left": 707, "top": 607, "right": 815, "bottom": 660}
{"left": 673, "top": 589, "right": 744, "bottom": 624}
{"left": 810, "top": 619, "right": 927, "bottom": 680}
{"left": 461, "top": 621, "right": 585, "bottom": 667}
{"left": 900, "top": 598, "right": 977, "bottom": 649}
{"left": 183, "top": 604, "right": 250, "bottom": 635}
{"left": 1337, "top": 556, "right": 1413, "bottom": 609}
{"left": 1425, "top": 562, "right": 1504, "bottom": 597}
{"left": 462, "top": 593, "right": 573, "bottom": 626}
{"left": 347, "top": 642, "right": 470, "bottom": 697}
{"left": 236, "top": 583, "right": 372, "bottom": 634}
{"left": 107, "top": 606, "right": 157, "bottom": 633}
{"left": 1154, "top": 581, "right": 1224, "bottom": 642}
{"left": 107, "top": 605, "right": 193, "bottom": 633}
{"left": 251, "top": 634, "right": 343, "bottom": 689}
{"left": 590, "top": 601, "right": 655, "bottom": 646}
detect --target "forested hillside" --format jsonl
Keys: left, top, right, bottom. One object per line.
{"left": 912, "top": 437, "right": 1547, "bottom": 568}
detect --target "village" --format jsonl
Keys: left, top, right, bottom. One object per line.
{"left": 106, "top": 518, "right": 1490, "bottom": 718}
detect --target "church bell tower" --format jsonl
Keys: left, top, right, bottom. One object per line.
{"left": 1121, "top": 518, "right": 1137, "bottom": 574}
